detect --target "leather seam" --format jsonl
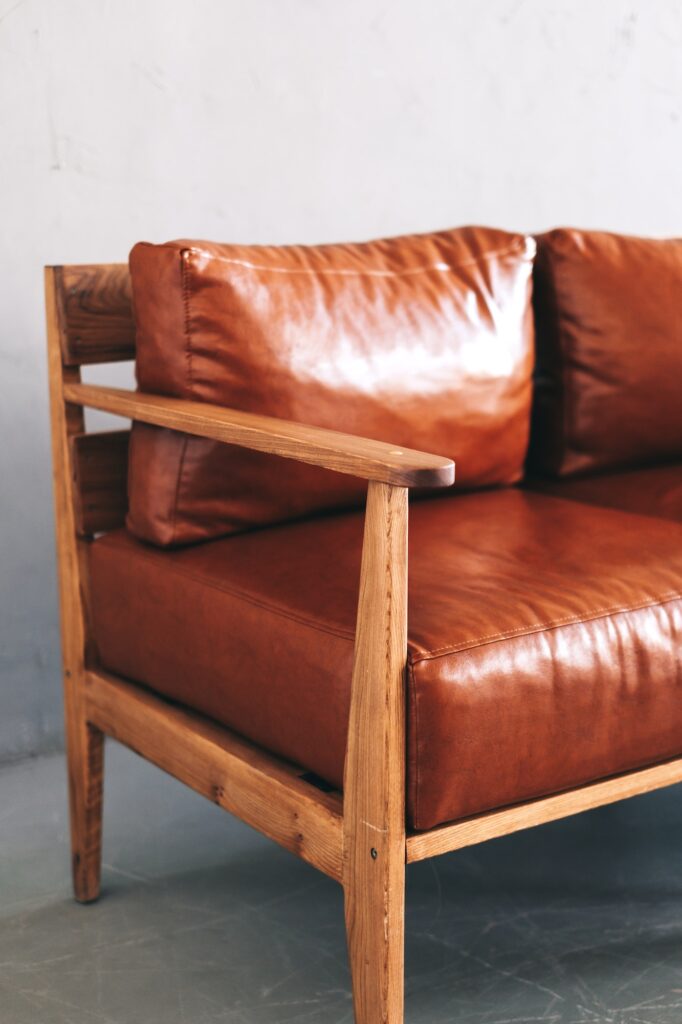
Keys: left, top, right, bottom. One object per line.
{"left": 180, "top": 249, "right": 194, "bottom": 393}
{"left": 169, "top": 250, "right": 195, "bottom": 546}
{"left": 176, "top": 239, "right": 531, "bottom": 278}
{"left": 410, "top": 590, "right": 682, "bottom": 663}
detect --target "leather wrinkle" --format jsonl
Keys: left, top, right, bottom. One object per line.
{"left": 127, "top": 226, "right": 536, "bottom": 545}
{"left": 410, "top": 591, "right": 682, "bottom": 662}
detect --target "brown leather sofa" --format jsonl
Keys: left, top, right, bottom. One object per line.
{"left": 46, "top": 225, "right": 682, "bottom": 1023}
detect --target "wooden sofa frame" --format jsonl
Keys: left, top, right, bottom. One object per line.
{"left": 46, "top": 263, "right": 682, "bottom": 1023}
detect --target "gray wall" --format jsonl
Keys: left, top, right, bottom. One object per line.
{"left": 1, "top": 0, "right": 681, "bottom": 763}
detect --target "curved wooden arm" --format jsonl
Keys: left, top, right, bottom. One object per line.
{"left": 62, "top": 383, "right": 455, "bottom": 489}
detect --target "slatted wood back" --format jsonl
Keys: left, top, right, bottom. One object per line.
{"left": 49, "top": 263, "right": 134, "bottom": 536}
{"left": 56, "top": 264, "right": 135, "bottom": 365}
{"left": 71, "top": 430, "right": 130, "bottom": 535}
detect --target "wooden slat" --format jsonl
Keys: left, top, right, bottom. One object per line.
{"left": 406, "top": 755, "right": 682, "bottom": 863}
{"left": 56, "top": 264, "right": 135, "bottom": 365}
{"left": 72, "top": 431, "right": 129, "bottom": 536}
{"left": 343, "top": 482, "right": 408, "bottom": 1024}
{"left": 63, "top": 383, "right": 456, "bottom": 489}
{"left": 84, "top": 669, "right": 345, "bottom": 882}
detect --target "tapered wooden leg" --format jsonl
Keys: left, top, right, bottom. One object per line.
{"left": 343, "top": 482, "right": 408, "bottom": 1023}
{"left": 343, "top": 841, "right": 406, "bottom": 1024}
{"left": 66, "top": 713, "right": 104, "bottom": 902}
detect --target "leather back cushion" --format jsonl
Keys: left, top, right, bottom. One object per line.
{"left": 127, "top": 227, "right": 535, "bottom": 546}
{"left": 530, "top": 229, "right": 682, "bottom": 477}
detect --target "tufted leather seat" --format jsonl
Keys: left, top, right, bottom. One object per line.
{"left": 90, "top": 487, "right": 682, "bottom": 831}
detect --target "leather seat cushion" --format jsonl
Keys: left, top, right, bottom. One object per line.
{"left": 529, "top": 228, "right": 682, "bottom": 477}
{"left": 126, "top": 227, "right": 535, "bottom": 546}
{"left": 89, "top": 489, "right": 682, "bottom": 831}
{"left": 526, "top": 463, "right": 682, "bottom": 523}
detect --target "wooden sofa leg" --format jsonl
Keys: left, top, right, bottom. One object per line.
{"left": 66, "top": 711, "right": 104, "bottom": 903}
{"left": 344, "top": 847, "right": 406, "bottom": 1023}
{"left": 343, "top": 481, "right": 408, "bottom": 1023}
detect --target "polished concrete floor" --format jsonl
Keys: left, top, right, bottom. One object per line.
{"left": 2, "top": 744, "right": 682, "bottom": 1023}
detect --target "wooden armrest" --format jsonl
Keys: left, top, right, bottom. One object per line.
{"left": 63, "top": 383, "right": 455, "bottom": 489}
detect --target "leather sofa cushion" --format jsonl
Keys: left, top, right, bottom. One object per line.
{"left": 527, "top": 463, "right": 682, "bottom": 522}
{"left": 529, "top": 229, "right": 682, "bottom": 477}
{"left": 90, "top": 490, "right": 682, "bottom": 831}
{"left": 126, "top": 228, "right": 535, "bottom": 546}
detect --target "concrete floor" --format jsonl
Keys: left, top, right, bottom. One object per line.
{"left": 2, "top": 745, "right": 682, "bottom": 1023}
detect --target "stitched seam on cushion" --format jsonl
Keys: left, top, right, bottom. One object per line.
{"left": 179, "top": 240, "right": 530, "bottom": 278}
{"left": 409, "top": 590, "right": 682, "bottom": 663}
{"left": 180, "top": 250, "right": 194, "bottom": 394}
{"left": 101, "top": 536, "right": 357, "bottom": 644}
{"left": 169, "top": 251, "right": 195, "bottom": 546}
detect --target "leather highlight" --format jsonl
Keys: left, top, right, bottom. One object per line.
{"left": 127, "top": 228, "right": 535, "bottom": 545}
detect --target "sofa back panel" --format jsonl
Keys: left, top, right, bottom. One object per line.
{"left": 127, "top": 227, "right": 535, "bottom": 546}
{"left": 530, "top": 229, "right": 682, "bottom": 478}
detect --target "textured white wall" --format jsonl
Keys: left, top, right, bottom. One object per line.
{"left": 1, "top": 0, "right": 681, "bottom": 760}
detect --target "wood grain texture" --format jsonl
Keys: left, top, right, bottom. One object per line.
{"left": 72, "top": 430, "right": 129, "bottom": 536}
{"left": 45, "top": 267, "right": 105, "bottom": 902}
{"left": 407, "top": 755, "right": 682, "bottom": 863}
{"left": 343, "top": 482, "right": 408, "bottom": 1024}
{"left": 85, "top": 669, "right": 345, "bottom": 881}
{"left": 56, "top": 264, "right": 135, "bottom": 365}
{"left": 63, "top": 382, "right": 456, "bottom": 489}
